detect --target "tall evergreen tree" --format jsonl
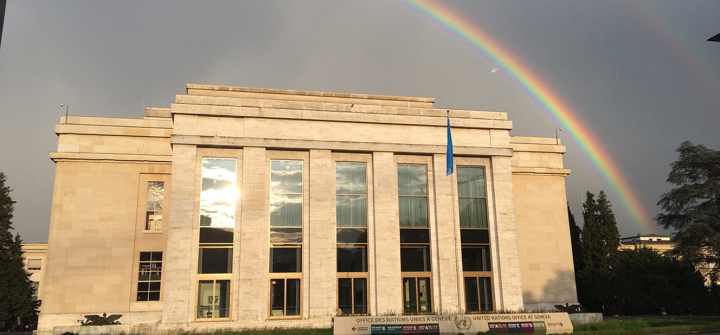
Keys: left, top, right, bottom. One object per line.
{"left": 568, "top": 204, "right": 583, "bottom": 273}
{"left": 581, "top": 192, "right": 604, "bottom": 269}
{"left": 596, "top": 191, "right": 621, "bottom": 266}
{"left": 0, "top": 172, "right": 38, "bottom": 331}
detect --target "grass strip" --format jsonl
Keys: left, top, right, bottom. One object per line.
{"left": 171, "top": 328, "right": 333, "bottom": 335}
{"left": 573, "top": 319, "right": 720, "bottom": 335}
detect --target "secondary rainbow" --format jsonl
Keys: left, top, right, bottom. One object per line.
{"left": 401, "top": 0, "right": 653, "bottom": 233}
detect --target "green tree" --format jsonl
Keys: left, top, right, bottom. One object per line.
{"left": 0, "top": 172, "right": 39, "bottom": 331}
{"left": 596, "top": 191, "right": 621, "bottom": 266}
{"left": 612, "top": 248, "right": 713, "bottom": 315}
{"left": 581, "top": 192, "right": 604, "bottom": 269}
{"left": 656, "top": 142, "right": 720, "bottom": 288}
{"left": 577, "top": 191, "right": 623, "bottom": 314}
{"left": 568, "top": 204, "right": 583, "bottom": 273}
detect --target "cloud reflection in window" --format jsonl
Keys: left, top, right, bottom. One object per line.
{"left": 200, "top": 158, "right": 238, "bottom": 228}
{"left": 270, "top": 161, "right": 303, "bottom": 227}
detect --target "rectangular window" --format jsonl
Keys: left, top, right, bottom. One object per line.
{"left": 145, "top": 181, "right": 164, "bottom": 230}
{"left": 458, "top": 166, "right": 493, "bottom": 312}
{"left": 336, "top": 162, "right": 369, "bottom": 315}
{"left": 270, "top": 160, "right": 303, "bottom": 273}
{"left": 270, "top": 160, "right": 304, "bottom": 318}
{"left": 197, "top": 280, "right": 231, "bottom": 319}
{"left": 464, "top": 277, "right": 493, "bottom": 312}
{"left": 398, "top": 165, "right": 429, "bottom": 228}
{"left": 338, "top": 278, "right": 367, "bottom": 315}
{"left": 31, "top": 282, "right": 39, "bottom": 301}
{"left": 197, "top": 158, "right": 237, "bottom": 320}
{"left": 403, "top": 277, "right": 431, "bottom": 314}
{"left": 270, "top": 279, "right": 301, "bottom": 317}
{"left": 27, "top": 259, "right": 42, "bottom": 271}
{"left": 398, "top": 164, "right": 432, "bottom": 314}
{"left": 457, "top": 167, "right": 488, "bottom": 228}
{"left": 137, "top": 252, "right": 162, "bottom": 301}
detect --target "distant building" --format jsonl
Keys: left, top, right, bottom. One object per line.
{"left": 620, "top": 234, "right": 676, "bottom": 253}
{"left": 39, "top": 84, "right": 577, "bottom": 334}
{"left": 22, "top": 243, "right": 48, "bottom": 305}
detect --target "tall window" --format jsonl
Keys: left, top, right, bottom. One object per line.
{"left": 336, "top": 162, "right": 368, "bottom": 315}
{"left": 145, "top": 181, "right": 164, "bottom": 230}
{"left": 31, "top": 282, "right": 40, "bottom": 301}
{"left": 269, "top": 160, "right": 303, "bottom": 317}
{"left": 398, "top": 164, "right": 432, "bottom": 314}
{"left": 137, "top": 252, "right": 162, "bottom": 301}
{"left": 197, "top": 158, "right": 237, "bottom": 319}
{"left": 458, "top": 167, "right": 493, "bottom": 312}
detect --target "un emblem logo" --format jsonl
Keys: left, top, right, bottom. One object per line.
{"left": 454, "top": 315, "right": 472, "bottom": 331}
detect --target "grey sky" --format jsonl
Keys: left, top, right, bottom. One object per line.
{"left": 0, "top": 1, "right": 718, "bottom": 243}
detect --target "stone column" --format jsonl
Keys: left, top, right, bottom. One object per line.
{"left": 490, "top": 156, "right": 524, "bottom": 310}
{"left": 162, "top": 144, "right": 197, "bottom": 323}
{"left": 308, "top": 150, "right": 335, "bottom": 317}
{"left": 371, "top": 152, "right": 402, "bottom": 314}
{"left": 237, "top": 147, "right": 270, "bottom": 320}
{"left": 432, "top": 154, "right": 461, "bottom": 313}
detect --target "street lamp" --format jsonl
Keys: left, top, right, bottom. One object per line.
{"left": 60, "top": 103, "right": 69, "bottom": 124}
{"left": 555, "top": 127, "right": 563, "bottom": 145}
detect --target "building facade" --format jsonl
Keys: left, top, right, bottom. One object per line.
{"left": 39, "top": 84, "right": 577, "bottom": 333}
{"left": 21, "top": 243, "right": 47, "bottom": 304}
{"left": 619, "top": 234, "right": 676, "bottom": 253}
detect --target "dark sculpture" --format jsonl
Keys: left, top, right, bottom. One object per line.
{"left": 554, "top": 304, "right": 582, "bottom": 314}
{"left": 78, "top": 313, "right": 122, "bottom": 326}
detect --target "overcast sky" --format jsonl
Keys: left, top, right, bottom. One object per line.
{"left": 0, "top": 1, "right": 718, "bottom": 243}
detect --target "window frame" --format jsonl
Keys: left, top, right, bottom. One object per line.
{"left": 137, "top": 174, "right": 171, "bottom": 234}
{"left": 397, "top": 162, "right": 433, "bottom": 314}
{"left": 456, "top": 165, "right": 495, "bottom": 313}
{"left": 333, "top": 154, "right": 373, "bottom": 316}
{"left": 145, "top": 181, "right": 165, "bottom": 231}
{"left": 194, "top": 156, "right": 238, "bottom": 321}
{"left": 137, "top": 251, "right": 163, "bottom": 302}
{"left": 268, "top": 156, "right": 307, "bottom": 319}
{"left": 195, "top": 279, "right": 232, "bottom": 320}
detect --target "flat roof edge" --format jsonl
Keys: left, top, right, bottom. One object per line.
{"left": 186, "top": 84, "right": 435, "bottom": 103}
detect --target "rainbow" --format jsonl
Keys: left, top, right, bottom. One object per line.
{"left": 401, "top": 0, "right": 654, "bottom": 233}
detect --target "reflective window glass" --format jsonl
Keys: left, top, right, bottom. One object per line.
{"left": 400, "top": 247, "right": 431, "bottom": 272}
{"left": 270, "top": 161, "right": 303, "bottom": 227}
{"left": 460, "top": 230, "right": 489, "bottom": 244}
{"left": 200, "top": 158, "right": 238, "bottom": 228}
{"left": 137, "top": 252, "right": 162, "bottom": 301}
{"left": 198, "top": 248, "right": 232, "bottom": 274}
{"left": 270, "top": 228, "right": 303, "bottom": 245}
{"left": 457, "top": 167, "right": 488, "bottom": 229}
{"left": 197, "top": 280, "right": 231, "bottom": 319}
{"left": 337, "top": 228, "right": 367, "bottom": 244}
{"left": 270, "top": 279, "right": 301, "bottom": 317}
{"left": 337, "top": 246, "right": 367, "bottom": 272}
{"left": 462, "top": 247, "right": 491, "bottom": 272}
{"left": 199, "top": 228, "right": 234, "bottom": 244}
{"left": 270, "top": 247, "right": 302, "bottom": 273}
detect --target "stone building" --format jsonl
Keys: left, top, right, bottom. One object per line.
{"left": 22, "top": 243, "right": 47, "bottom": 305}
{"left": 39, "top": 84, "right": 576, "bottom": 333}
{"left": 619, "top": 234, "right": 676, "bottom": 253}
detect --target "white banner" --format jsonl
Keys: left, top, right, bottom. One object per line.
{"left": 334, "top": 313, "right": 573, "bottom": 335}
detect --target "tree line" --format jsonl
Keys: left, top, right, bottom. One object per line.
{"left": 571, "top": 141, "right": 720, "bottom": 315}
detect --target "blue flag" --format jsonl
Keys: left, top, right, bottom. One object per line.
{"left": 446, "top": 115, "right": 454, "bottom": 176}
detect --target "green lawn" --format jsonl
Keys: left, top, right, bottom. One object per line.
{"left": 171, "top": 329, "right": 333, "bottom": 335}
{"left": 573, "top": 317, "right": 720, "bottom": 335}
